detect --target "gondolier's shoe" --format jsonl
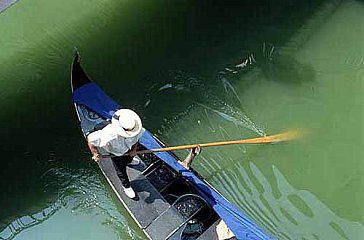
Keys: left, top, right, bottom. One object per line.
{"left": 128, "top": 156, "right": 141, "bottom": 166}
{"left": 123, "top": 186, "right": 136, "bottom": 199}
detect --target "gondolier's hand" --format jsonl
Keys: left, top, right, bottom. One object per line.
{"left": 129, "top": 147, "right": 137, "bottom": 157}
{"left": 128, "top": 143, "right": 138, "bottom": 157}
{"left": 191, "top": 145, "right": 201, "bottom": 156}
{"left": 87, "top": 141, "right": 101, "bottom": 161}
{"left": 92, "top": 153, "right": 101, "bottom": 161}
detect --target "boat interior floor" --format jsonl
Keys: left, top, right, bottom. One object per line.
{"left": 98, "top": 152, "right": 220, "bottom": 240}
{"left": 99, "top": 158, "right": 170, "bottom": 229}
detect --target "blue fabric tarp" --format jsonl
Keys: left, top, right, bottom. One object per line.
{"left": 72, "top": 83, "right": 120, "bottom": 120}
{"left": 0, "top": 0, "right": 19, "bottom": 13}
{"left": 72, "top": 82, "right": 272, "bottom": 240}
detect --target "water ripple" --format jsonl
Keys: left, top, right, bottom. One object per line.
{"left": 209, "top": 162, "right": 364, "bottom": 239}
{"left": 0, "top": 166, "right": 142, "bottom": 240}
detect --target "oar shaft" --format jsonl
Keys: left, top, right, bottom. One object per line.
{"left": 136, "top": 129, "right": 302, "bottom": 154}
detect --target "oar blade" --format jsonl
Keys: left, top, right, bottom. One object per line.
{"left": 271, "top": 129, "right": 306, "bottom": 142}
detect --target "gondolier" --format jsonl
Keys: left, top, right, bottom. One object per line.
{"left": 87, "top": 108, "right": 145, "bottom": 199}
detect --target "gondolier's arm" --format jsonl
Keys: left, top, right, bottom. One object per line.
{"left": 128, "top": 143, "right": 138, "bottom": 157}
{"left": 87, "top": 139, "right": 101, "bottom": 161}
{"left": 87, "top": 137, "right": 137, "bottom": 160}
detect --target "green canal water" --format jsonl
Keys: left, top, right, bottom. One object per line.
{"left": 0, "top": 0, "right": 363, "bottom": 239}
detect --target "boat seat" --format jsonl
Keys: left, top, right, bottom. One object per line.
{"left": 148, "top": 193, "right": 210, "bottom": 240}
{"left": 145, "top": 206, "right": 185, "bottom": 240}
{"left": 145, "top": 163, "right": 179, "bottom": 192}
{"left": 196, "top": 220, "right": 238, "bottom": 240}
{"left": 196, "top": 220, "right": 219, "bottom": 240}
{"left": 98, "top": 158, "right": 170, "bottom": 228}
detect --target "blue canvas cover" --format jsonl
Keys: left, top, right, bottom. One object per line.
{"left": 72, "top": 83, "right": 120, "bottom": 120}
{"left": 72, "top": 82, "right": 272, "bottom": 240}
{"left": 0, "top": 0, "right": 19, "bottom": 13}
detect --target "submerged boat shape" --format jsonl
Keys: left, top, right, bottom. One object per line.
{"left": 71, "top": 50, "right": 272, "bottom": 240}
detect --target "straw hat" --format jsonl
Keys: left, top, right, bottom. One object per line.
{"left": 111, "top": 109, "right": 142, "bottom": 138}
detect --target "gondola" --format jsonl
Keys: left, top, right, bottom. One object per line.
{"left": 70, "top": 50, "right": 272, "bottom": 240}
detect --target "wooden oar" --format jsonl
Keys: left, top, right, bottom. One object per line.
{"left": 135, "top": 129, "right": 304, "bottom": 155}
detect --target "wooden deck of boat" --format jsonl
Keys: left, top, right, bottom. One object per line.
{"left": 99, "top": 159, "right": 168, "bottom": 227}
{"left": 98, "top": 158, "right": 219, "bottom": 240}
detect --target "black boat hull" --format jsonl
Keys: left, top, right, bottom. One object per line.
{"left": 71, "top": 51, "right": 222, "bottom": 240}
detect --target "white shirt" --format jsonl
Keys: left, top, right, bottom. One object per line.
{"left": 87, "top": 123, "right": 145, "bottom": 156}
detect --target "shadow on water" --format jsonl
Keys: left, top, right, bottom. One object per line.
{"left": 0, "top": 0, "right": 328, "bottom": 237}
{"left": 260, "top": 51, "right": 316, "bottom": 84}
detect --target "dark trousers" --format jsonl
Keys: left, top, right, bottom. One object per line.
{"left": 92, "top": 122, "right": 133, "bottom": 188}
{"left": 112, "top": 155, "right": 133, "bottom": 188}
